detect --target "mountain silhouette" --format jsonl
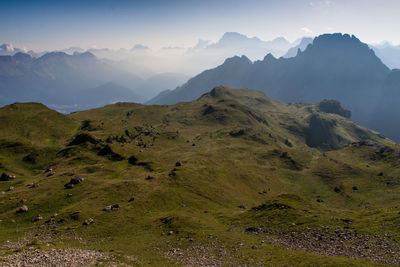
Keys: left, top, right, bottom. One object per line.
{"left": 148, "top": 33, "right": 394, "bottom": 139}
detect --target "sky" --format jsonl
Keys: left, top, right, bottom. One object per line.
{"left": 1, "top": 0, "right": 400, "bottom": 51}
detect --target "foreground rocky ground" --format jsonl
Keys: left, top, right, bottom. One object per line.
{"left": 0, "top": 248, "right": 114, "bottom": 267}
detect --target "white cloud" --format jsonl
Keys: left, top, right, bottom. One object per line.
{"left": 301, "top": 27, "right": 314, "bottom": 36}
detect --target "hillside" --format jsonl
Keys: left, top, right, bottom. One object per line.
{"left": 148, "top": 33, "right": 399, "bottom": 141}
{"left": 1, "top": 87, "right": 400, "bottom": 265}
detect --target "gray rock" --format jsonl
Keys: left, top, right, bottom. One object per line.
{"left": 0, "top": 173, "right": 16, "bottom": 181}
{"left": 17, "top": 205, "right": 28, "bottom": 213}
{"left": 83, "top": 218, "right": 94, "bottom": 226}
{"left": 34, "top": 215, "right": 43, "bottom": 221}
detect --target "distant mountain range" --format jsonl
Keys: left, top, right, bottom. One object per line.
{"left": 148, "top": 33, "right": 400, "bottom": 142}
{"left": 0, "top": 51, "right": 188, "bottom": 112}
{"left": 283, "top": 37, "right": 314, "bottom": 58}
{"left": 1, "top": 33, "right": 400, "bottom": 140}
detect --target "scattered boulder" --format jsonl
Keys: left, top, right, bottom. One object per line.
{"left": 65, "top": 183, "right": 74, "bottom": 189}
{"left": 128, "top": 197, "right": 135, "bottom": 202}
{"left": 378, "top": 172, "right": 384, "bottom": 176}
{"left": 146, "top": 175, "right": 154, "bottom": 180}
{"left": 352, "top": 186, "right": 358, "bottom": 191}
{"left": 175, "top": 161, "right": 182, "bottom": 167}
{"left": 334, "top": 186, "right": 341, "bottom": 193}
{"left": 103, "top": 204, "right": 119, "bottom": 211}
{"left": 30, "top": 183, "right": 39, "bottom": 188}
{"left": 0, "top": 173, "right": 16, "bottom": 181}
{"left": 67, "top": 193, "right": 73, "bottom": 197}
{"left": 65, "top": 177, "right": 84, "bottom": 189}
{"left": 0, "top": 191, "right": 5, "bottom": 195}
{"left": 83, "top": 218, "right": 94, "bottom": 226}
{"left": 34, "top": 215, "right": 43, "bottom": 222}
{"left": 45, "top": 168, "right": 53, "bottom": 173}
{"left": 69, "top": 177, "right": 84, "bottom": 184}
{"left": 245, "top": 227, "right": 262, "bottom": 233}
{"left": 7, "top": 186, "right": 14, "bottom": 191}
{"left": 168, "top": 171, "right": 176, "bottom": 177}
{"left": 17, "top": 205, "right": 28, "bottom": 213}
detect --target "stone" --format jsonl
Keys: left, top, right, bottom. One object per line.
{"left": 17, "top": 205, "right": 28, "bottom": 213}
{"left": 69, "top": 177, "right": 84, "bottom": 185}
{"left": 65, "top": 183, "right": 74, "bottom": 189}
{"left": 103, "top": 205, "right": 112, "bottom": 211}
{"left": 83, "top": 218, "right": 94, "bottom": 226}
{"left": 103, "top": 204, "right": 120, "bottom": 211}
{"left": 1, "top": 173, "right": 16, "bottom": 181}
{"left": 65, "top": 177, "right": 84, "bottom": 188}
{"left": 34, "top": 215, "right": 43, "bottom": 221}
{"left": 175, "top": 161, "right": 182, "bottom": 167}
{"left": 7, "top": 186, "right": 14, "bottom": 191}
{"left": 146, "top": 175, "right": 153, "bottom": 180}
{"left": 0, "top": 172, "right": 16, "bottom": 182}
{"left": 128, "top": 197, "right": 135, "bottom": 202}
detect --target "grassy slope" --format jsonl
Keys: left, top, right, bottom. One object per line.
{"left": 0, "top": 87, "right": 399, "bottom": 266}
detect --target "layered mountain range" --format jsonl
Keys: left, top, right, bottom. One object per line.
{"left": 0, "top": 52, "right": 187, "bottom": 112}
{"left": 149, "top": 33, "right": 400, "bottom": 141}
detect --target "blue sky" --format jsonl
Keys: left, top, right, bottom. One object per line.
{"left": 1, "top": 0, "right": 399, "bottom": 51}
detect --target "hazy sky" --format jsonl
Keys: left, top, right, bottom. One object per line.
{"left": 1, "top": 0, "right": 399, "bottom": 51}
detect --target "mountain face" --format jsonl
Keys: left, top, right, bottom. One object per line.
{"left": 148, "top": 33, "right": 395, "bottom": 139}
{"left": 370, "top": 69, "right": 400, "bottom": 139}
{"left": 0, "top": 87, "right": 399, "bottom": 266}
